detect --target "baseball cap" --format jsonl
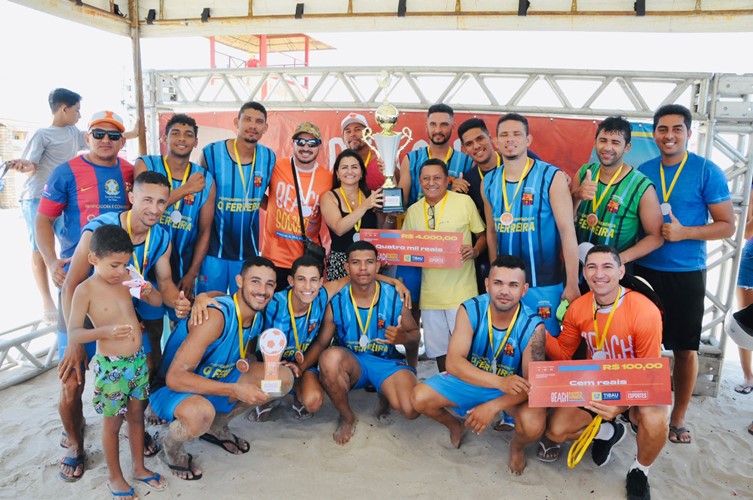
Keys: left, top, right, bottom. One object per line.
{"left": 89, "top": 111, "right": 125, "bottom": 132}
{"left": 292, "top": 121, "right": 322, "bottom": 140}
{"left": 341, "top": 112, "right": 368, "bottom": 130}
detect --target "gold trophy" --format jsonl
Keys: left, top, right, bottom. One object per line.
{"left": 258, "top": 328, "right": 287, "bottom": 396}
{"left": 362, "top": 101, "right": 412, "bottom": 213}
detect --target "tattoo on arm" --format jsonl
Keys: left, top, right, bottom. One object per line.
{"left": 530, "top": 325, "right": 546, "bottom": 361}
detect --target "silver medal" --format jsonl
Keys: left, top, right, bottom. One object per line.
{"left": 353, "top": 232, "right": 361, "bottom": 242}
{"left": 359, "top": 334, "right": 369, "bottom": 348}
{"left": 592, "top": 350, "right": 608, "bottom": 360}
{"left": 170, "top": 210, "right": 182, "bottom": 224}
{"left": 660, "top": 202, "right": 671, "bottom": 216}
{"left": 491, "top": 359, "right": 498, "bottom": 373}
{"left": 302, "top": 205, "right": 313, "bottom": 217}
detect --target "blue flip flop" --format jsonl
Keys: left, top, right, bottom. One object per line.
{"left": 58, "top": 454, "right": 85, "bottom": 482}
{"left": 131, "top": 472, "right": 167, "bottom": 491}
{"left": 107, "top": 483, "right": 135, "bottom": 499}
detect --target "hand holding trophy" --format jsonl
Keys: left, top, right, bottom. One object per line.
{"left": 362, "top": 101, "right": 412, "bottom": 213}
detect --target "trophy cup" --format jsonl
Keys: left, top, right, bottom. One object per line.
{"left": 362, "top": 101, "right": 412, "bottom": 213}
{"left": 258, "top": 328, "right": 287, "bottom": 396}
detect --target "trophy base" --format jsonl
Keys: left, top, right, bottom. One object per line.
{"left": 380, "top": 187, "right": 404, "bottom": 213}
{"left": 261, "top": 379, "right": 283, "bottom": 395}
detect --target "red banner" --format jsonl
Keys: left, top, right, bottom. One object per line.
{"left": 159, "top": 110, "right": 598, "bottom": 176}
{"left": 359, "top": 229, "right": 462, "bottom": 268}
{"left": 527, "top": 357, "right": 672, "bottom": 408}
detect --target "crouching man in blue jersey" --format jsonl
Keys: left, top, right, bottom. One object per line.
{"left": 149, "top": 257, "right": 294, "bottom": 480}
{"left": 410, "top": 255, "right": 547, "bottom": 475}
{"left": 304, "top": 241, "right": 421, "bottom": 445}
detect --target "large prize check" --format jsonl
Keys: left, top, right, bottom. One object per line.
{"left": 360, "top": 229, "right": 462, "bottom": 268}
{"left": 528, "top": 358, "right": 672, "bottom": 407}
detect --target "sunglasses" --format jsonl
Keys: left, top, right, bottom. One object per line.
{"left": 294, "top": 138, "right": 321, "bottom": 147}
{"left": 90, "top": 129, "right": 123, "bottom": 141}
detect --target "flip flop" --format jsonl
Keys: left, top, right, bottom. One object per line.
{"left": 58, "top": 454, "right": 85, "bottom": 483}
{"left": 668, "top": 424, "right": 692, "bottom": 444}
{"left": 247, "top": 399, "right": 280, "bottom": 422}
{"left": 199, "top": 432, "right": 250, "bottom": 454}
{"left": 131, "top": 473, "right": 167, "bottom": 492}
{"left": 536, "top": 440, "right": 561, "bottom": 463}
{"left": 734, "top": 384, "right": 753, "bottom": 395}
{"left": 166, "top": 453, "right": 202, "bottom": 481}
{"left": 107, "top": 483, "right": 136, "bottom": 499}
{"left": 292, "top": 401, "right": 312, "bottom": 420}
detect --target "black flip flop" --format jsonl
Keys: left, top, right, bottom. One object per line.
{"left": 199, "top": 432, "right": 250, "bottom": 454}
{"left": 167, "top": 452, "right": 203, "bottom": 481}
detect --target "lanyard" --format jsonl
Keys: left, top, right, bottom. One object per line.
{"left": 234, "top": 292, "right": 258, "bottom": 360}
{"left": 125, "top": 210, "right": 151, "bottom": 276}
{"left": 350, "top": 283, "right": 379, "bottom": 339}
{"left": 592, "top": 286, "right": 622, "bottom": 352}
{"left": 423, "top": 192, "right": 448, "bottom": 230}
{"left": 294, "top": 160, "right": 318, "bottom": 207}
{"left": 339, "top": 187, "right": 363, "bottom": 232}
{"left": 365, "top": 150, "right": 372, "bottom": 167}
{"left": 659, "top": 152, "right": 689, "bottom": 203}
{"left": 428, "top": 147, "right": 453, "bottom": 164}
{"left": 487, "top": 303, "right": 519, "bottom": 367}
{"left": 478, "top": 153, "right": 501, "bottom": 181}
{"left": 591, "top": 164, "right": 624, "bottom": 215}
{"left": 162, "top": 156, "right": 191, "bottom": 211}
{"left": 287, "top": 289, "right": 312, "bottom": 352}
{"left": 232, "top": 139, "right": 257, "bottom": 200}
{"left": 501, "top": 158, "right": 532, "bottom": 213}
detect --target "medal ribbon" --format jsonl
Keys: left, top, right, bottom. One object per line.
{"left": 162, "top": 156, "right": 191, "bottom": 212}
{"left": 591, "top": 164, "right": 624, "bottom": 215}
{"left": 501, "top": 158, "right": 532, "bottom": 213}
{"left": 287, "top": 289, "right": 312, "bottom": 353}
{"left": 487, "top": 303, "right": 519, "bottom": 372}
{"left": 234, "top": 292, "right": 258, "bottom": 361}
{"left": 365, "top": 150, "right": 372, "bottom": 167}
{"left": 232, "top": 139, "right": 257, "bottom": 200}
{"left": 478, "top": 153, "right": 501, "bottom": 181}
{"left": 423, "top": 192, "right": 449, "bottom": 230}
{"left": 125, "top": 210, "right": 151, "bottom": 276}
{"left": 591, "top": 286, "right": 622, "bottom": 353}
{"left": 659, "top": 152, "right": 689, "bottom": 204}
{"left": 339, "top": 187, "right": 363, "bottom": 233}
{"left": 428, "top": 147, "right": 453, "bottom": 164}
{"left": 349, "top": 283, "right": 379, "bottom": 341}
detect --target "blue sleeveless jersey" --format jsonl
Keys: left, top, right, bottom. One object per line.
{"left": 406, "top": 147, "right": 473, "bottom": 205}
{"left": 263, "top": 286, "right": 329, "bottom": 362}
{"left": 83, "top": 211, "right": 170, "bottom": 281}
{"left": 483, "top": 160, "right": 562, "bottom": 287}
{"left": 462, "top": 294, "right": 541, "bottom": 376}
{"left": 330, "top": 283, "right": 404, "bottom": 359}
{"left": 140, "top": 155, "right": 215, "bottom": 282}
{"left": 158, "top": 295, "right": 264, "bottom": 383}
{"left": 203, "top": 140, "right": 275, "bottom": 260}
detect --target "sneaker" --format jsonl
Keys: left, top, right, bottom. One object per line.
{"left": 626, "top": 468, "right": 651, "bottom": 499}
{"left": 592, "top": 420, "right": 626, "bottom": 467}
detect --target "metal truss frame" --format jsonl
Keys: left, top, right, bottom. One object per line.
{"left": 0, "top": 321, "right": 57, "bottom": 391}
{"left": 137, "top": 66, "right": 752, "bottom": 396}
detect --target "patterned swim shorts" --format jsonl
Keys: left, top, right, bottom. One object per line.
{"left": 92, "top": 347, "right": 149, "bottom": 417}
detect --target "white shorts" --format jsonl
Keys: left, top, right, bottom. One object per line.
{"left": 421, "top": 308, "right": 459, "bottom": 359}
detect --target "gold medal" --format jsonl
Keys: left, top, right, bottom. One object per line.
{"left": 236, "top": 358, "right": 250, "bottom": 373}
{"left": 586, "top": 213, "right": 599, "bottom": 227}
{"left": 499, "top": 212, "right": 514, "bottom": 226}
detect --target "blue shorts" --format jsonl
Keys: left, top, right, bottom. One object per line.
{"left": 395, "top": 266, "right": 421, "bottom": 305}
{"left": 149, "top": 368, "right": 243, "bottom": 422}
{"left": 423, "top": 372, "right": 504, "bottom": 417}
{"left": 198, "top": 255, "right": 244, "bottom": 295}
{"left": 349, "top": 351, "right": 415, "bottom": 393}
{"left": 57, "top": 330, "right": 151, "bottom": 361}
{"left": 738, "top": 239, "right": 753, "bottom": 288}
{"left": 20, "top": 198, "right": 40, "bottom": 251}
{"left": 522, "top": 283, "right": 563, "bottom": 337}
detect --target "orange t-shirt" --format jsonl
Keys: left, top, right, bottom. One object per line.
{"left": 261, "top": 158, "right": 333, "bottom": 268}
{"left": 546, "top": 289, "right": 662, "bottom": 361}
